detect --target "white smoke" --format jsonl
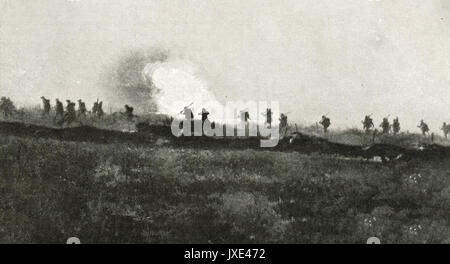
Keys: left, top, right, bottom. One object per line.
{"left": 143, "top": 59, "right": 224, "bottom": 121}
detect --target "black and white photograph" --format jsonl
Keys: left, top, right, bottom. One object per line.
{"left": 1, "top": 0, "right": 450, "bottom": 246}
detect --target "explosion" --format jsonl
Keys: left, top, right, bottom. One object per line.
{"left": 143, "top": 58, "right": 223, "bottom": 121}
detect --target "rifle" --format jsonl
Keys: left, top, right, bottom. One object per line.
{"left": 179, "top": 101, "right": 194, "bottom": 114}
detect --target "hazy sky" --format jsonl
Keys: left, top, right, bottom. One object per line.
{"left": 1, "top": 0, "right": 450, "bottom": 131}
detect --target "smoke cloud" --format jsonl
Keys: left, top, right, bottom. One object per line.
{"left": 102, "top": 48, "right": 169, "bottom": 112}
{"left": 103, "top": 48, "right": 221, "bottom": 118}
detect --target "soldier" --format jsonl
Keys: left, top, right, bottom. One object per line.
{"left": 55, "top": 99, "right": 64, "bottom": 120}
{"left": 392, "top": 117, "right": 400, "bottom": 135}
{"left": 240, "top": 110, "right": 250, "bottom": 122}
{"left": 77, "top": 99, "right": 87, "bottom": 118}
{"left": 179, "top": 106, "right": 194, "bottom": 135}
{"left": 279, "top": 113, "right": 288, "bottom": 128}
{"left": 279, "top": 113, "right": 288, "bottom": 136}
{"left": 362, "top": 115, "right": 374, "bottom": 133}
{"left": 441, "top": 122, "right": 450, "bottom": 139}
{"left": 124, "top": 104, "right": 135, "bottom": 121}
{"left": 198, "top": 108, "right": 210, "bottom": 135}
{"left": 97, "top": 101, "right": 104, "bottom": 118}
{"left": 319, "top": 115, "right": 331, "bottom": 133}
{"left": 0, "top": 96, "right": 15, "bottom": 118}
{"left": 263, "top": 108, "right": 272, "bottom": 128}
{"left": 59, "top": 100, "right": 76, "bottom": 125}
{"left": 181, "top": 106, "right": 194, "bottom": 121}
{"left": 198, "top": 108, "right": 210, "bottom": 123}
{"left": 92, "top": 101, "right": 99, "bottom": 116}
{"left": 40, "top": 96, "right": 51, "bottom": 117}
{"left": 379, "top": 117, "right": 391, "bottom": 134}
{"left": 417, "top": 120, "right": 430, "bottom": 136}
{"left": 66, "top": 100, "right": 77, "bottom": 124}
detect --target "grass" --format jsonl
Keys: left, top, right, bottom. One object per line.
{"left": 1, "top": 133, "right": 450, "bottom": 243}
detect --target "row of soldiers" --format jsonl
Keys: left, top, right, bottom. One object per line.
{"left": 180, "top": 106, "right": 290, "bottom": 130}
{"left": 40, "top": 96, "right": 136, "bottom": 125}
{"left": 183, "top": 106, "right": 446, "bottom": 138}
{"left": 362, "top": 115, "right": 402, "bottom": 135}
{"left": 40, "top": 97, "right": 106, "bottom": 125}
{"left": 361, "top": 114, "right": 450, "bottom": 138}
{"left": 5, "top": 96, "right": 448, "bottom": 138}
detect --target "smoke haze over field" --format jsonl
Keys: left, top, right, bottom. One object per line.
{"left": 1, "top": 0, "right": 450, "bottom": 131}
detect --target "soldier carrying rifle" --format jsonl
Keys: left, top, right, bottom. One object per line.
{"left": 418, "top": 119, "right": 430, "bottom": 136}
{"left": 362, "top": 114, "right": 374, "bottom": 133}
{"left": 319, "top": 114, "right": 331, "bottom": 133}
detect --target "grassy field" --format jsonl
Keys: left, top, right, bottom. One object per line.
{"left": 1, "top": 132, "right": 450, "bottom": 243}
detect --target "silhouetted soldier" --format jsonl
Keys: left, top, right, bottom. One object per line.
{"left": 124, "top": 104, "right": 135, "bottom": 121}
{"left": 55, "top": 99, "right": 64, "bottom": 120}
{"left": 379, "top": 117, "right": 390, "bottom": 134}
{"left": 0, "top": 97, "right": 15, "bottom": 118}
{"left": 279, "top": 113, "right": 288, "bottom": 137}
{"left": 319, "top": 115, "right": 331, "bottom": 133}
{"left": 362, "top": 115, "right": 374, "bottom": 133}
{"left": 60, "top": 100, "right": 76, "bottom": 125}
{"left": 97, "top": 101, "right": 104, "bottom": 118}
{"left": 392, "top": 117, "right": 400, "bottom": 135}
{"left": 263, "top": 108, "right": 272, "bottom": 128}
{"left": 279, "top": 113, "right": 288, "bottom": 128}
{"left": 441, "top": 122, "right": 450, "bottom": 139}
{"left": 198, "top": 108, "right": 210, "bottom": 135}
{"left": 418, "top": 120, "right": 429, "bottom": 136}
{"left": 181, "top": 106, "right": 194, "bottom": 120}
{"left": 199, "top": 108, "right": 210, "bottom": 123}
{"left": 40, "top": 96, "right": 51, "bottom": 117}
{"left": 92, "top": 101, "right": 99, "bottom": 116}
{"left": 77, "top": 99, "right": 87, "bottom": 118}
{"left": 240, "top": 110, "right": 250, "bottom": 122}
{"left": 180, "top": 106, "right": 194, "bottom": 135}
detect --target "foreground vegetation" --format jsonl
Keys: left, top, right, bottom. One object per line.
{"left": 1, "top": 134, "right": 450, "bottom": 243}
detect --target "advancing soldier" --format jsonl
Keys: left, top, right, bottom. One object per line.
{"left": 263, "top": 108, "right": 272, "bottom": 128}
{"left": 92, "top": 101, "right": 99, "bottom": 116}
{"left": 58, "top": 100, "right": 76, "bottom": 125}
{"left": 198, "top": 108, "right": 210, "bottom": 123}
{"left": 418, "top": 120, "right": 430, "bottom": 136}
{"left": 279, "top": 113, "right": 288, "bottom": 136}
{"left": 55, "top": 99, "right": 64, "bottom": 120}
{"left": 97, "top": 101, "right": 104, "bottom": 118}
{"left": 198, "top": 108, "right": 210, "bottom": 135}
{"left": 77, "top": 99, "right": 87, "bottom": 118}
{"left": 279, "top": 113, "right": 288, "bottom": 128}
{"left": 379, "top": 117, "right": 391, "bottom": 134}
{"left": 124, "top": 104, "right": 135, "bottom": 121}
{"left": 441, "top": 122, "right": 450, "bottom": 139}
{"left": 362, "top": 115, "right": 374, "bottom": 133}
{"left": 0, "top": 97, "right": 15, "bottom": 118}
{"left": 181, "top": 106, "right": 194, "bottom": 121}
{"left": 240, "top": 110, "right": 250, "bottom": 122}
{"left": 40, "top": 96, "right": 51, "bottom": 117}
{"left": 392, "top": 117, "right": 400, "bottom": 135}
{"left": 66, "top": 100, "right": 77, "bottom": 124}
{"left": 319, "top": 115, "right": 331, "bottom": 133}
